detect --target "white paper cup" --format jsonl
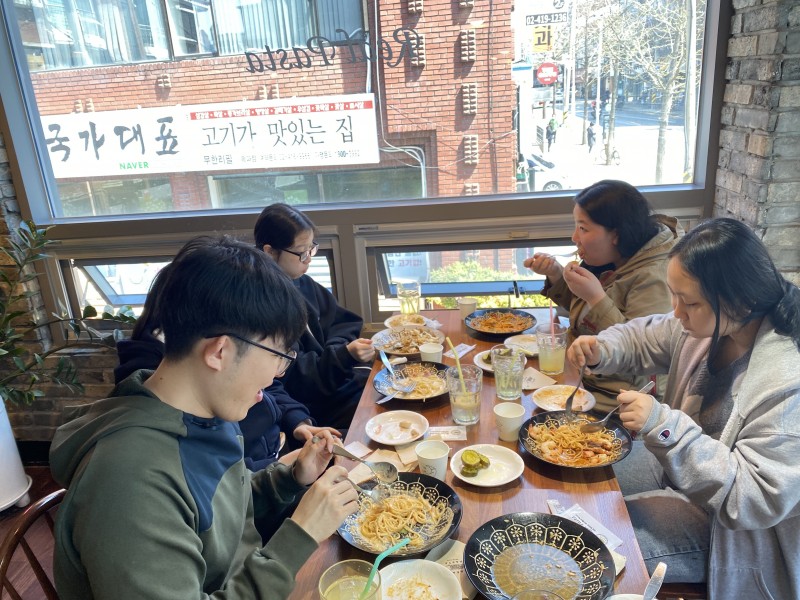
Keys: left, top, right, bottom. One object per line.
{"left": 493, "top": 402, "right": 526, "bottom": 442}
{"left": 419, "top": 342, "right": 444, "bottom": 363}
{"left": 415, "top": 439, "right": 450, "bottom": 480}
{"left": 457, "top": 297, "right": 478, "bottom": 319}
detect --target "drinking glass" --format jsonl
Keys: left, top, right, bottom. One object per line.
{"left": 535, "top": 323, "right": 567, "bottom": 376}
{"left": 319, "top": 559, "right": 380, "bottom": 600}
{"left": 447, "top": 364, "right": 483, "bottom": 425}
{"left": 396, "top": 281, "right": 421, "bottom": 315}
{"left": 490, "top": 345, "right": 527, "bottom": 401}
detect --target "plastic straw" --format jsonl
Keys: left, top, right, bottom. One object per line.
{"left": 549, "top": 299, "right": 556, "bottom": 337}
{"left": 359, "top": 538, "right": 410, "bottom": 599}
{"left": 445, "top": 336, "right": 467, "bottom": 394}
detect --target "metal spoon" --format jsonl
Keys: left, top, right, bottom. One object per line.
{"left": 580, "top": 380, "right": 655, "bottom": 433}
{"left": 330, "top": 443, "right": 399, "bottom": 484}
{"left": 345, "top": 478, "right": 388, "bottom": 503}
{"left": 378, "top": 349, "right": 417, "bottom": 393}
{"left": 642, "top": 561, "right": 667, "bottom": 600}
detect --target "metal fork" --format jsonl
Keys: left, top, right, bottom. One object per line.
{"left": 378, "top": 349, "right": 418, "bottom": 394}
{"left": 564, "top": 363, "right": 587, "bottom": 421}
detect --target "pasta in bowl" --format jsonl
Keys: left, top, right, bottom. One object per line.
{"left": 372, "top": 326, "right": 446, "bottom": 356}
{"left": 373, "top": 361, "right": 449, "bottom": 402}
{"left": 518, "top": 411, "right": 632, "bottom": 469}
{"left": 465, "top": 308, "right": 536, "bottom": 339}
{"left": 338, "top": 473, "right": 462, "bottom": 557}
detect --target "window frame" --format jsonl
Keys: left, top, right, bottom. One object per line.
{"left": 0, "top": 0, "right": 730, "bottom": 331}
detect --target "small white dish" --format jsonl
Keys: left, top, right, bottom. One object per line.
{"left": 384, "top": 313, "right": 434, "bottom": 329}
{"left": 504, "top": 334, "right": 539, "bottom": 357}
{"left": 531, "top": 384, "right": 596, "bottom": 412}
{"left": 365, "top": 410, "right": 429, "bottom": 445}
{"left": 450, "top": 443, "right": 525, "bottom": 487}
{"left": 473, "top": 350, "right": 494, "bottom": 373}
{"left": 380, "top": 559, "right": 462, "bottom": 600}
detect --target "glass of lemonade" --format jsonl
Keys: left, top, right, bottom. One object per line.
{"left": 396, "top": 280, "right": 421, "bottom": 315}
{"left": 490, "top": 345, "right": 527, "bottom": 401}
{"left": 447, "top": 364, "right": 483, "bottom": 425}
{"left": 535, "top": 323, "right": 567, "bottom": 376}
{"left": 319, "top": 559, "right": 380, "bottom": 600}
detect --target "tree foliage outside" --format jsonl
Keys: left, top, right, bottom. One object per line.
{"left": 425, "top": 261, "right": 551, "bottom": 309}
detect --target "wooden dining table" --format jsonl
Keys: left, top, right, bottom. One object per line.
{"left": 289, "top": 308, "right": 650, "bottom": 598}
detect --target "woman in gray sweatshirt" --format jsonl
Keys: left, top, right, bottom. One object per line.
{"left": 568, "top": 218, "right": 800, "bottom": 600}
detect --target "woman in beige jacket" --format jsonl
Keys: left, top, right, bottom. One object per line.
{"left": 524, "top": 179, "right": 682, "bottom": 410}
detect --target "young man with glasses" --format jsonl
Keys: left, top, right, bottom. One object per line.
{"left": 50, "top": 236, "right": 359, "bottom": 600}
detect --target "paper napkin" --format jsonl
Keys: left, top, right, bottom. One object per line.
{"left": 547, "top": 499, "right": 627, "bottom": 574}
{"left": 349, "top": 448, "right": 416, "bottom": 484}
{"left": 522, "top": 366, "right": 557, "bottom": 389}
{"left": 444, "top": 343, "right": 476, "bottom": 359}
{"left": 426, "top": 425, "right": 468, "bottom": 441}
{"left": 425, "top": 539, "right": 478, "bottom": 599}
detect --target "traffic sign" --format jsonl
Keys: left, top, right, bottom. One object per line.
{"left": 536, "top": 62, "right": 559, "bottom": 85}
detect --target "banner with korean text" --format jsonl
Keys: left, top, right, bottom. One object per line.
{"left": 40, "top": 93, "right": 380, "bottom": 179}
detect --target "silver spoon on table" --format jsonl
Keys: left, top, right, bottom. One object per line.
{"left": 580, "top": 380, "right": 655, "bottom": 433}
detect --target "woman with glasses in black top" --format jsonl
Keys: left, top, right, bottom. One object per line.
{"left": 254, "top": 203, "right": 375, "bottom": 429}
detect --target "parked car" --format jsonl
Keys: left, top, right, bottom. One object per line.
{"left": 525, "top": 153, "right": 570, "bottom": 191}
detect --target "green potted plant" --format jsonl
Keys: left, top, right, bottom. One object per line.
{"left": 1, "top": 220, "right": 135, "bottom": 510}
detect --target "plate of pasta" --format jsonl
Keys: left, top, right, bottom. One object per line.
{"left": 384, "top": 313, "right": 437, "bottom": 329}
{"left": 372, "top": 326, "right": 447, "bottom": 357}
{"left": 464, "top": 512, "right": 616, "bottom": 600}
{"left": 380, "top": 559, "right": 462, "bottom": 600}
{"left": 365, "top": 410, "right": 429, "bottom": 445}
{"left": 518, "top": 410, "right": 632, "bottom": 469}
{"left": 373, "top": 361, "right": 449, "bottom": 402}
{"left": 338, "top": 472, "right": 463, "bottom": 558}
{"left": 465, "top": 309, "right": 536, "bottom": 339}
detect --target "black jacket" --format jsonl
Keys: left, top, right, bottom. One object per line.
{"left": 279, "top": 275, "right": 367, "bottom": 427}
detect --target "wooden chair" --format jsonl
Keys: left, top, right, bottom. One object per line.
{"left": 660, "top": 581, "right": 708, "bottom": 599}
{"left": 0, "top": 488, "right": 66, "bottom": 600}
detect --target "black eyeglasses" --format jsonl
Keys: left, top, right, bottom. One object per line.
{"left": 206, "top": 333, "right": 296, "bottom": 376}
{"left": 278, "top": 241, "right": 319, "bottom": 262}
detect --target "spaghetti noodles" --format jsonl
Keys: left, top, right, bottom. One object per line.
{"left": 527, "top": 417, "right": 622, "bottom": 466}
{"left": 469, "top": 311, "right": 534, "bottom": 333}
{"left": 357, "top": 491, "right": 450, "bottom": 550}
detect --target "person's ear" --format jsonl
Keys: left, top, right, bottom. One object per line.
{"left": 201, "top": 336, "right": 226, "bottom": 372}
{"left": 262, "top": 244, "right": 279, "bottom": 259}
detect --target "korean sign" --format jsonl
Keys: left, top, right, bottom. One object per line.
{"left": 40, "top": 93, "right": 379, "bottom": 179}
{"left": 525, "top": 0, "right": 569, "bottom": 26}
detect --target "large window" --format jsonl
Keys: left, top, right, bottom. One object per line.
{"left": 1, "top": 0, "right": 727, "bottom": 324}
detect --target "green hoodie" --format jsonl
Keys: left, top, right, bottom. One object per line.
{"left": 50, "top": 371, "right": 317, "bottom": 599}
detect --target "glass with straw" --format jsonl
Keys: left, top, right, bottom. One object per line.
{"left": 446, "top": 337, "right": 483, "bottom": 425}
{"left": 535, "top": 301, "right": 567, "bottom": 376}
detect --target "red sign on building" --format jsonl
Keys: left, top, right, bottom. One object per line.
{"left": 536, "top": 62, "right": 559, "bottom": 85}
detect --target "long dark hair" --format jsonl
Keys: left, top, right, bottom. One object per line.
{"left": 574, "top": 180, "right": 659, "bottom": 258}
{"left": 669, "top": 218, "right": 800, "bottom": 361}
{"left": 253, "top": 203, "right": 316, "bottom": 250}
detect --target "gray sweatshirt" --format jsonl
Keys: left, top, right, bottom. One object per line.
{"left": 593, "top": 313, "right": 800, "bottom": 600}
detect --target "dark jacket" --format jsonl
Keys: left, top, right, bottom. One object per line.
{"left": 115, "top": 337, "right": 312, "bottom": 470}
{"left": 278, "top": 275, "right": 367, "bottom": 427}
